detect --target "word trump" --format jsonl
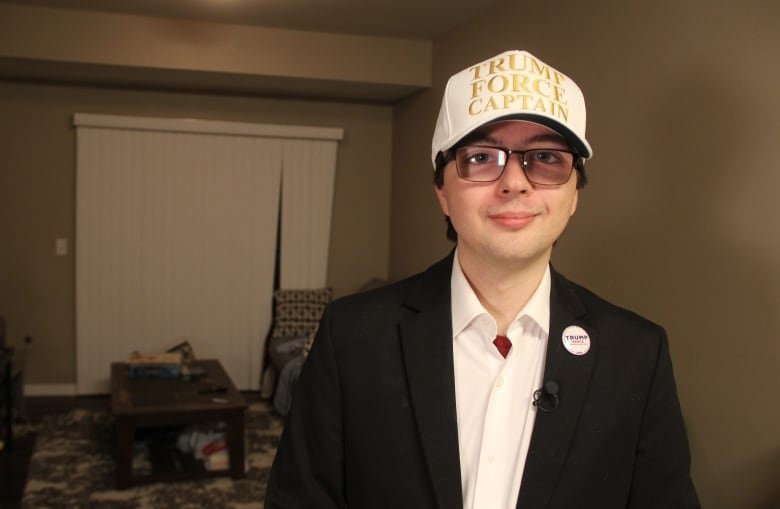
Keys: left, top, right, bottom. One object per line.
{"left": 467, "top": 53, "right": 569, "bottom": 121}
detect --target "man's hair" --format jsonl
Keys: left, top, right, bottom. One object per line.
{"left": 433, "top": 148, "right": 588, "bottom": 243}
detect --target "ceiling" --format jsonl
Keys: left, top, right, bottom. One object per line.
{"left": 1, "top": 0, "right": 503, "bottom": 101}
{"left": 1, "top": 0, "right": 499, "bottom": 39}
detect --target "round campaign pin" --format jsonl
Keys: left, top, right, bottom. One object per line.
{"left": 561, "top": 325, "right": 591, "bottom": 355}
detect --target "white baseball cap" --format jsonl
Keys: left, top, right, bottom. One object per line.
{"left": 431, "top": 50, "right": 593, "bottom": 167}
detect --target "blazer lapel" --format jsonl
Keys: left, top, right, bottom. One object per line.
{"left": 399, "top": 254, "right": 464, "bottom": 509}
{"left": 516, "top": 269, "right": 598, "bottom": 509}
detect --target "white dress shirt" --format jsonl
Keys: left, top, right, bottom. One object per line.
{"left": 450, "top": 252, "right": 551, "bottom": 509}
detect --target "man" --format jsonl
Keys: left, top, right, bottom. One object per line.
{"left": 266, "top": 50, "right": 699, "bottom": 509}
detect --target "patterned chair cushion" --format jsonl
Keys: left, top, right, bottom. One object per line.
{"left": 270, "top": 288, "right": 333, "bottom": 339}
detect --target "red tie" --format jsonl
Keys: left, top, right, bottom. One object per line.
{"left": 493, "top": 335, "right": 512, "bottom": 358}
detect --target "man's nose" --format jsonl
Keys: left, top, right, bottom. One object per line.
{"left": 498, "top": 154, "right": 532, "bottom": 194}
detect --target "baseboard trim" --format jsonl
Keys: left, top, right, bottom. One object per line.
{"left": 25, "top": 383, "right": 78, "bottom": 396}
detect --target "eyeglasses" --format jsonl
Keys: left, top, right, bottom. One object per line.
{"left": 454, "top": 145, "right": 579, "bottom": 186}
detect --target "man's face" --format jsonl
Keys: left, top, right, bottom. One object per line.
{"left": 434, "top": 120, "right": 579, "bottom": 270}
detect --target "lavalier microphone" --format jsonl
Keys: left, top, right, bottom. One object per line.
{"left": 533, "top": 380, "right": 560, "bottom": 413}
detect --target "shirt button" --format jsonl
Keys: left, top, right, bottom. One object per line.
{"left": 495, "top": 376, "right": 504, "bottom": 388}
{"left": 487, "top": 452, "right": 496, "bottom": 462}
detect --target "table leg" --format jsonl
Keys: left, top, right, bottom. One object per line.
{"left": 225, "top": 411, "right": 246, "bottom": 479}
{"left": 115, "top": 417, "right": 135, "bottom": 488}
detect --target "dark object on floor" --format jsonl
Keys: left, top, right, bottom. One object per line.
{"left": 0, "top": 431, "right": 34, "bottom": 509}
{"left": 1, "top": 346, "right": 13, "bottom": 452}
{"left": 0, "top": 315, "right": 32, "bottom": 452}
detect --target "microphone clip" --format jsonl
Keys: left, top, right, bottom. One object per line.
{"left": 533, "top": 380, "right": 560, "bottom": 413}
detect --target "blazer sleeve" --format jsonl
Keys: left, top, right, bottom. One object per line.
{"left": 265, "top": 306, "right": 347, "bottom": 509}
{"left": 627, "top": 329, "right": 700, "bottom": 509}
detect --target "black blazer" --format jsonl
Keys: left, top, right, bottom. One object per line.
{"left": 266, "top": 254, "right": 699, "bottom": 509}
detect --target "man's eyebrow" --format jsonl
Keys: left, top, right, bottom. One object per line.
{"left": 525, "top": 133, "right": 569, "bottom": 146}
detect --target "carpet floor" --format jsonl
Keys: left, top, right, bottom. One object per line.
{"left": 22, "top": 402, "right": 284, "bottom": 509}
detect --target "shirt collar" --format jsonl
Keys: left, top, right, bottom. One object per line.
{"left": 450, "top": 248, "right": 551, "bottom": 338}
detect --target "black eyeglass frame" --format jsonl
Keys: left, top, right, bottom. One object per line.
{"left": 453, "top": 144, "right": 583, "bottom": 186}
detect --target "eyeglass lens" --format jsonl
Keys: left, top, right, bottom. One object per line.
{"left": 455, "top": 146, "right": 575, "bottom": 185}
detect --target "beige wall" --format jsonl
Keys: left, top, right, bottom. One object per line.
{"left": 391, "top": 1, "right": 780, "bottom": 508}
{"left": 0, "top": 3, "right": 431, "bottom": 102}
{"left": 0, "top": 79, "right": 392, "bottom": 384}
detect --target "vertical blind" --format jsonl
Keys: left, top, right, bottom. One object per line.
{"left": 279, "top": 139, "right": 339, "bottom": 289}
{"left": 74, "top": 114, "right": 342, "bottom": 393}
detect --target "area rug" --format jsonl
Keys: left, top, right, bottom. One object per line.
{"left": 22, "top": 402, "right": 284, "bottom": 508}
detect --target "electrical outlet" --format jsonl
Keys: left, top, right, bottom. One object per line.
{"left": 55, "top": 238, "right": 68, "bottom": 256}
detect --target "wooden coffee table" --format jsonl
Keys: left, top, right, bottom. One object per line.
{"left": 110, "top": 359, "right": 248, "bottom": 488}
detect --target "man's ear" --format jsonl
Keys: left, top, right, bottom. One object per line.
{"left": 434, "top": 184, "right": 449, "bottom": 216}
{"left": 569, "top": 188, "right": 579, "bottom": 217}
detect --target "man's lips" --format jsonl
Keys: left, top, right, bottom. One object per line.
{"left": 488, "top": 211, "right": 538, "bottom": 228}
